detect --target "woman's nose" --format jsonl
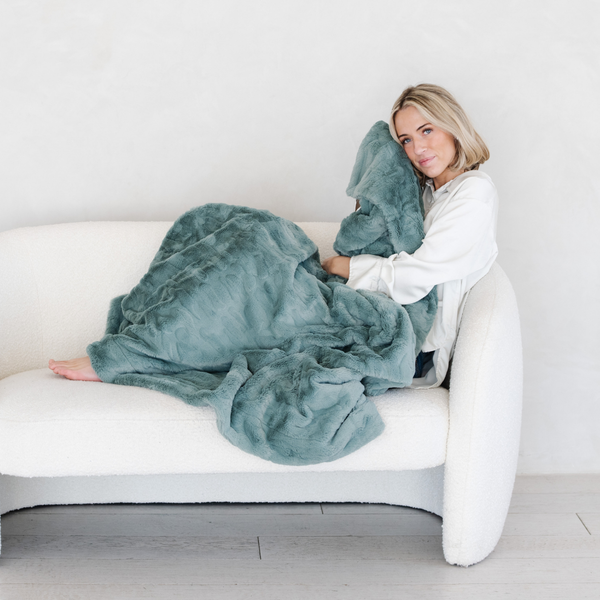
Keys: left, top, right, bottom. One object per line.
{"left": 413, "top": 139, "right": 427, "bottom": 154}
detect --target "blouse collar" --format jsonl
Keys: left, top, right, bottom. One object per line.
{"left": 425, "top": 171, "right": 472, "bottom": 198}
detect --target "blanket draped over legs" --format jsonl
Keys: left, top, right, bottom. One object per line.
{"left": 87, "top": 121, "right": 438, "bottom": 466}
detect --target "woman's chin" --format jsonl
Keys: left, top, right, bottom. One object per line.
{"left": 413, "top": 162, "right": 439, "bottom": 179}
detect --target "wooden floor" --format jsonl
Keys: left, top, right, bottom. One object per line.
{"left": 0, "top": 475, "right": 599, "bottom": 599}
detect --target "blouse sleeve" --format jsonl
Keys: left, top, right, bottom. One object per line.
{"left": 346, "top": 176, "right": 498, "bottom": 305}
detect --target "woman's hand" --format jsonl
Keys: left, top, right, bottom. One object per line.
{"left": 321, "top": 255, "right": 351, "bottom": 279}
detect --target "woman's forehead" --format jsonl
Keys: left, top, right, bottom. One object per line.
{"left": 394, "top": 106, "right": 428, "bottom": 134}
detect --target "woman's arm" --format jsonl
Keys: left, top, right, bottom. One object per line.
{"left": 346, "top": 176, "right": 498, "bottom": 304}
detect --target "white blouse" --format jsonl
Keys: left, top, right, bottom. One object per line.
{"left": 346, "top": 170, "right": 499, "bottom": 388}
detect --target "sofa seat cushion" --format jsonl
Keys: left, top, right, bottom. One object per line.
{"left": 0, "top": 369, "right": 448, "bottom": 477}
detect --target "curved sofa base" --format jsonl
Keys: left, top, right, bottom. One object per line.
{"left": 0, "top": 467, "right": 445, "bottom": 516}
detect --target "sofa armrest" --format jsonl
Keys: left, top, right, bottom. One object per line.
{"left": 442, "top": 263, "right": 523, "bottom": 566}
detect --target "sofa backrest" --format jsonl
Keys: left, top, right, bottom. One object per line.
{"left": 0, "top": 221, "right": 339, "bottom": 379}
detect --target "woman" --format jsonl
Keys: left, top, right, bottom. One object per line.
{"left": 322, "top": 83, "right": 498, "bottom": 388}
{"left": 50, "top": 83, "right": 497, "bottom": 388}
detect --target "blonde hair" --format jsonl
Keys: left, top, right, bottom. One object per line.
{"left": 389, "top": 84, "right": 489, "bottom": 186}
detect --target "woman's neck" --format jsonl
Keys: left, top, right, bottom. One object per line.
{"left": 432, "top": 168, "right": 466, "bottom": 190}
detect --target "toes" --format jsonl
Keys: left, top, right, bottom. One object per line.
{"left": 56, "top": 368, "right": 75, "bottom": 380}
{"left": 49, "top": 365, "right": 69, "bottom": 377}
{"left": 50, "top": 360, "right": 74, "bottom": 370}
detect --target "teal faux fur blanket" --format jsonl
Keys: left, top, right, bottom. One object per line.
{"left": 87, "top": 121, "right": 437, "bottom": 465}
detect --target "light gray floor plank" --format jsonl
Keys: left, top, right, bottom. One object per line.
{"left": 0, "top": 512, "right": 443, "bottom": 537}
{"left": 509, "top": 493, "right": 600, "bottom": 513}
{"left": 490, "top": 536, "right": 600, "bottom": 558}
{"left": 2, "top": 557, "right": 600, "bottom": 585}
{"left": 502, "top": 513, "right": 590, "bottom": 536}
{"left": 20, "top": 503, "right": 322, "bottom": 515}
{"left": 1, "top": 583, "right": 600, "bottom": 600}
{"left": 7, "top": 533, "right": 600, "bottom": 563}
{"left": 260, "top": 535, "right": 444, "bottom": 560}
{"left": 513, "top": 475, "right": 600, "bottom": 494}
{"left": 578, "top": 514, "right": 600, "bottom": 535}
{"left": 0, "top": 535, "right": 259, "bottom": 559}
{"left": 321, "top": 502, "right": 425, "bottom": 515}
{"left": 260, "top": 534, "right": 600, "bottom": 561}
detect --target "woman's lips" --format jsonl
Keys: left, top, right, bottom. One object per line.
{"left": 419, "top": 156, "right": 434, "bottom": 167}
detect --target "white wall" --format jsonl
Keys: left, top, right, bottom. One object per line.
{"left": 1, "top": 0, "right": 599, "bottom": 474}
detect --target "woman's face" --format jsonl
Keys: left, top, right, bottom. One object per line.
{"left": 394, "top": 105, "right": 461, "bottom": 189}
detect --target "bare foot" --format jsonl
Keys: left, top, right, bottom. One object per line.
{"left": 48, "top": 356, "right": 101, "bottom": 382}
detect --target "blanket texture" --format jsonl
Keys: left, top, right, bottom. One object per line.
{"left": 87, "top": 121, "right": 437, "bottom": 465}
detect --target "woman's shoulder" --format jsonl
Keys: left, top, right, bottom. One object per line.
{"left": 448, "top": 170, "right": 497, "bottom": 203}
{"left": 453, "top": 169, "right": 495, "bottom": 189}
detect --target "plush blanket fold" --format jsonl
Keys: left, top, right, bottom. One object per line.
{"left": 87, "top": 121, "right": 438, "bottom": 466}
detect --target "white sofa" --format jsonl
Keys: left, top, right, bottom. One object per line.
{"left": 0, "top": 220, "right": 523, "bottom": 567}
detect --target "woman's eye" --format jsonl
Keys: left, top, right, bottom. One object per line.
{"left": 401, "top": 138, "right": 411, "bottom": 145}
{"left": 423, "top": 128, "right": 433, "bottom": 135}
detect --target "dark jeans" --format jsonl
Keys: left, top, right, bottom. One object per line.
{"left": 414, "top": 350, "right": 435, "bottom": 378}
